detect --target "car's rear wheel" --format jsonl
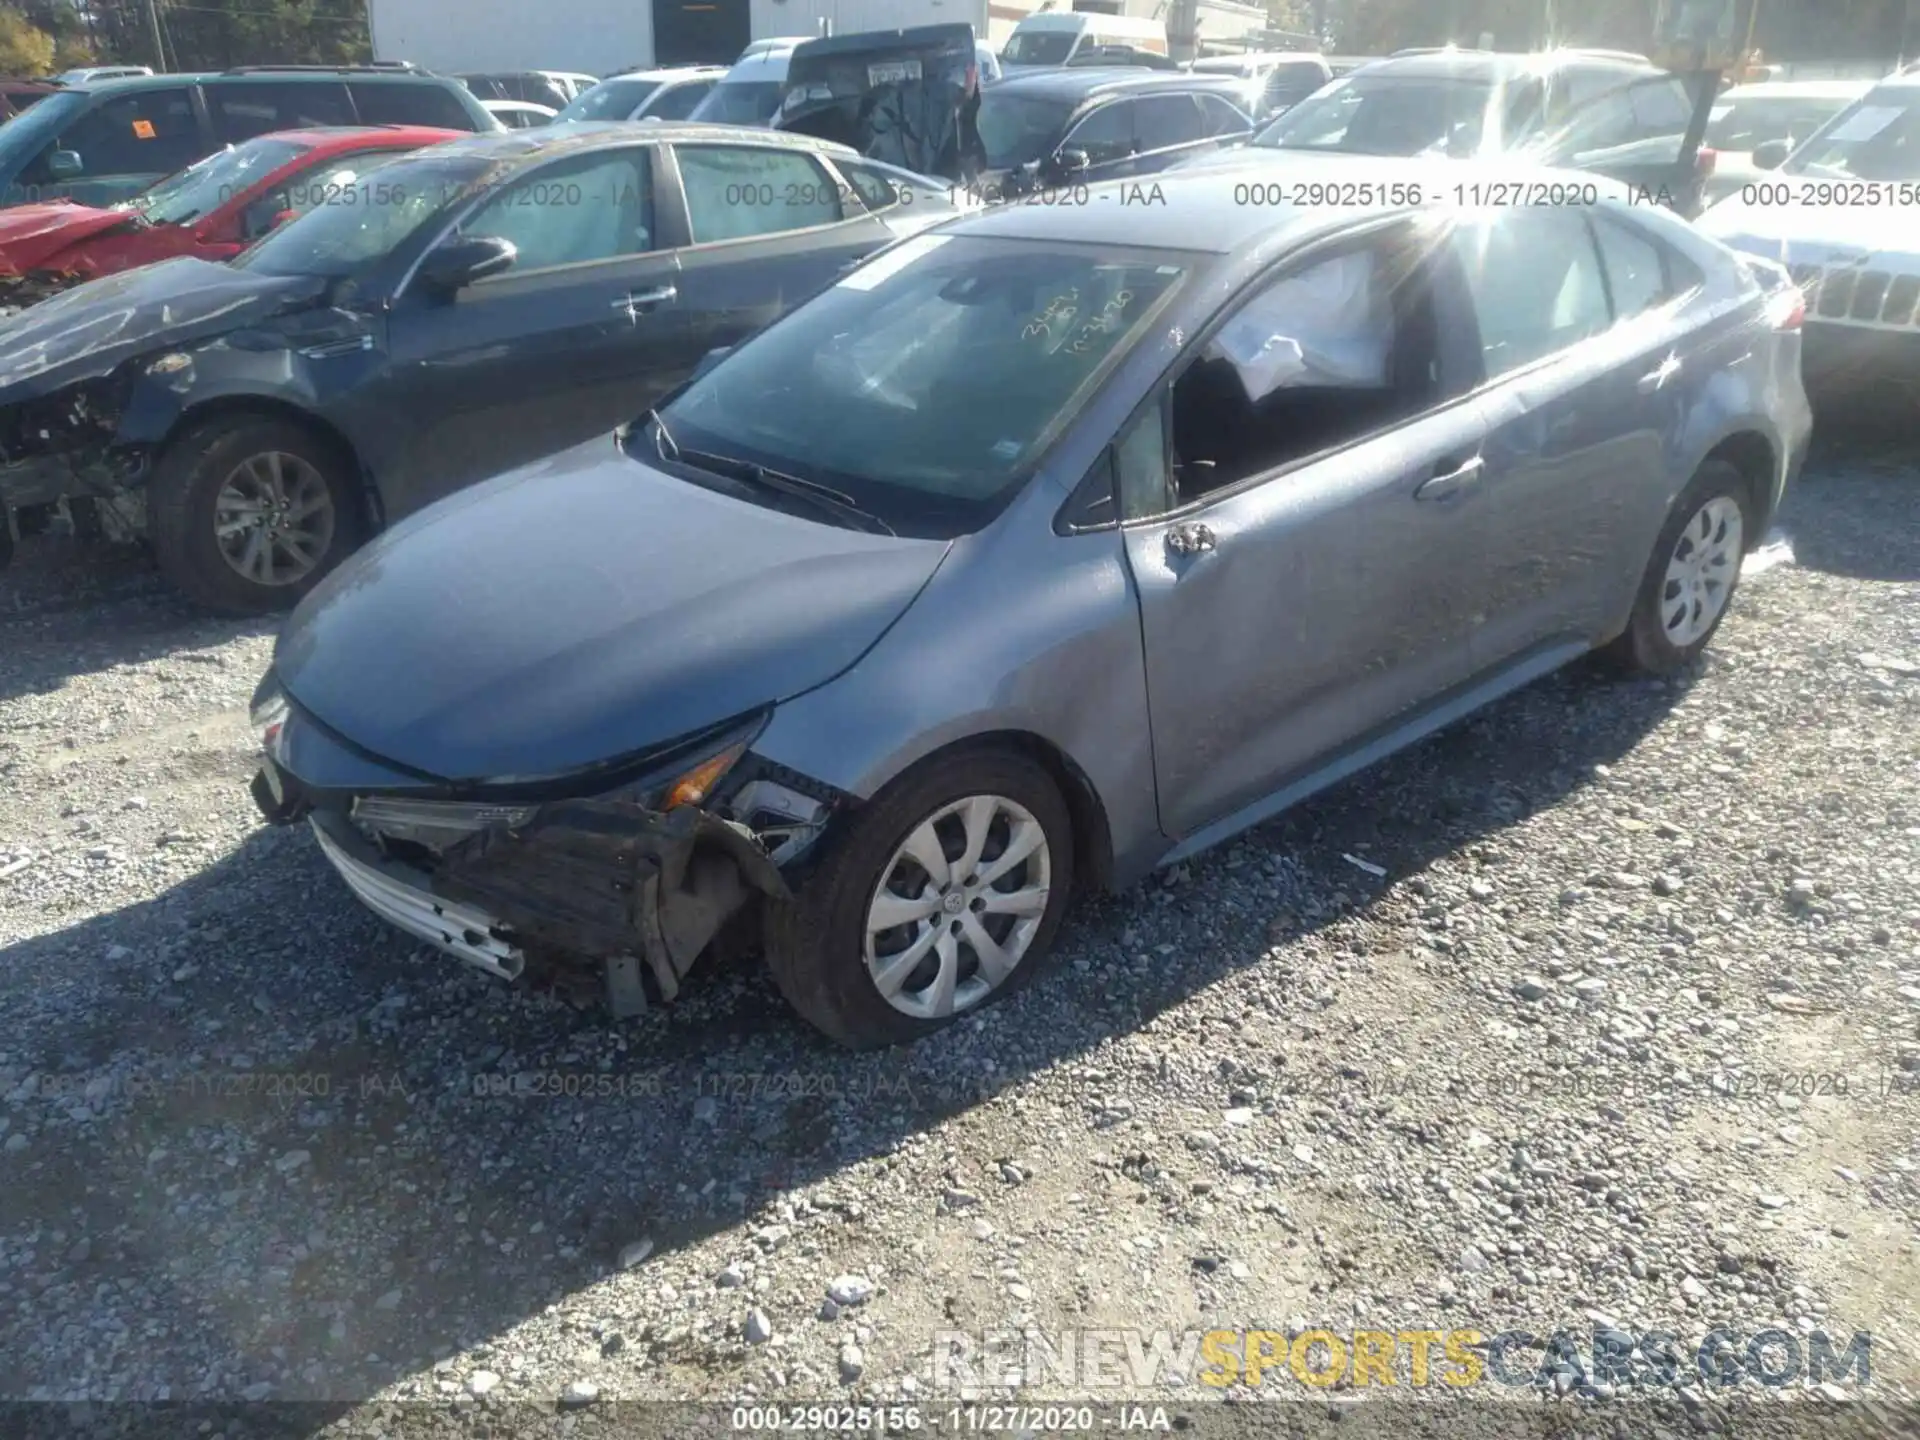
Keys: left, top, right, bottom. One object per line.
{"left": 150, "top": 414, "right": 363, "bottom": 615}
{"left": 764, "top": 748, "right": 1075, "bottom": 1049}
{"left": 1607, "top": 459, "right": 1754, "bottom": 675}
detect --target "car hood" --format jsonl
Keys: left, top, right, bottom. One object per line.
{"left": 0, "top": 256, "right": 327, "bottom": 402}
{"left": 273, "top": 436, "right": 953, "bottom": 784}
{"left": 1697, "top": 192, "right": 1920, "bottom": 261}
{"left": 0, "top": 200, "right": 134, "bottom": 273}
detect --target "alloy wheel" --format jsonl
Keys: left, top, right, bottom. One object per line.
{"left": 1661, "top": 494, "right": 1744, "bottom": 649}
{"left": 864, "top": 794, "right": 1052, "bottom": 1020}
{"left": 213, "top": 451, "right": 335, "bottom": 588}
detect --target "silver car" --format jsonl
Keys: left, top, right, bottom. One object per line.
{"left": 249, "top": 156, "right": 1813, "bottom": 1049}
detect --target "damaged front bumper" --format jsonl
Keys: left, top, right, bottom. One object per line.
{"left": 255, "top": 756, "right": 811, "bottom": 1017}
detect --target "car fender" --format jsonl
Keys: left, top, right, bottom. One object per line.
{"left": 751, "top": 477, "right": 1165, "bottom": 892}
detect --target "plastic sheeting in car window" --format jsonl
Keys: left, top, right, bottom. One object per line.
{"left": 1204, "top": 249, "right": 1391, "bottom": 401}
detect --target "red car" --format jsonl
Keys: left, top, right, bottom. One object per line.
{"left": 0, "top": 124, "right": 462, "bottom": 307}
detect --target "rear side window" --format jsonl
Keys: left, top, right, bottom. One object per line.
{"left": 1589, "top": 214, "right": 1672, "bottom": 320}
{"left": 350, "top": 81, "right": 477, "bottom": 130}
{"left": 1455, "top": 210, "right": 1612, "bottom": 377}
{"left": 207, "top": 81, "right": 353, "bottom": 144}
{"left": 676, "top": 145, "right": 842, "bottom": 243}
{"left": 645, "top": 79, "right": 714, "bottom": 121}
{"left": 1547, "top": 75, "right": 1695, "bottom": 164}
{"left": 30, "top": 87, "right": 202, "bottom": 180}
{"left": 1134, "top": 94, "right": 1206, "bottom": 152}
{"left": 460, "top": 149, "right": 657, "bottom": 268}
{"left": 1196, "top": 93, "right": 1251, "bottom": 137}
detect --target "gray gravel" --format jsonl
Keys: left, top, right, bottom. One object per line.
{"left": 1, "top": 436, "right": 1917, "bottom": 1426}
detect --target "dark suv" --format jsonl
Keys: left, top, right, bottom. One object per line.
{"left": 973, "top": 69, "right": 1254, "bottom": 200}
{"left": 0, "top": 66, "right": 495, "bottom": 208}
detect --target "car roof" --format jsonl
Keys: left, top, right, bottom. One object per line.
{"left": 603, "top": 66, "right": 725, "bottom": 82}
{"left": 985, "top": 68, "right": 1258, "bottom": 101}
{"left": 416, "top": 121, "right": 858, "bottom": 164}
{"left": 943, "top": 153, "right": 1628, "bottom": 254}
{"left": 69, "top": 69, "right": 452, "bottom": 95}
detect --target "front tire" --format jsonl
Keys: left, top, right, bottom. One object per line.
{"left": 149, "top": 414, "right": 363, "bottom": 615}
{"left": 1606, "top": 459, "right": 1754, "bottom": 676}
{"left": 765, "top": 748, "right": 1075, "bottom": 1050}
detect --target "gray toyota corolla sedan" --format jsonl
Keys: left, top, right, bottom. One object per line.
{"left": 250, "top": 155, "right": 1813, "bottom": 1049}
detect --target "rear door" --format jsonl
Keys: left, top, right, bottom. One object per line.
{"left": 203, "top": 80, "right": 354, "bottom": 144}
{"left": 1060, "top": 98, "right": 1140, "bottom": 181}
{"left": 371, "top": 144, "right": 687, "bottom": 517}
{"left": 1447, "top": 205, "right": 1696, "bottom": 667}
{"left": 661, "top": 140, "right": 893, "bottom": 369}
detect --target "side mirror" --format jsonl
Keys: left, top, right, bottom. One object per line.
{"left": 47, "top": 149, "right": 82, "bottom": 179}
{"left": 417, "top": 234, "right": 517, "bottom": 292}
{"left": 692, "top": 345, "right": 732, "bottom": 381}
{"left": 1055, "top": 147, "right": 1091, "bottom": 176}
{"left": 1752, "top": 138, "right": 1790, "bottom": 171}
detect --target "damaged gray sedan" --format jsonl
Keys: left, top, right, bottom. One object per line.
{"left": 251, "top": 157, "right": 1810, "bottom": 1048}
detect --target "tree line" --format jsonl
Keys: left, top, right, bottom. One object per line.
{"left": 0, "top": 0, "right": 371, "bottom": 76}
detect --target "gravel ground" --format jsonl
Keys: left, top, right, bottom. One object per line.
{"left": 1, "top": 432, "right": 1917, "bottom": 1435}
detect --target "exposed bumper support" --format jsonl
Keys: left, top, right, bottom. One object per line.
{"left": 309, "top": 811, "right": 526, "bottom": 981}
{"left": 431, "top": 800, "right": 790, "bottom": 1018}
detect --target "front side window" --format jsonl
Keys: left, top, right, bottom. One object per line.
{"left": 677, "top": 145, "right": 840, "bottom": 244}
{"left": 1002, "top": 30, "right": 1076, "bottom": 66}
{"left": 1163, "top": 223, "right": 1446, "bottom": 502}
{"left": 27, "top": 87, "right": 200, "bottom": 180}
{"left": 1133, "top": 94, "right": 1205, "bottom": 153}
{"left": 1197, "top": 93, "right": 1252, "bottom": 138}
{"left": 976, "top": 94, "right": 1075, "bottom": 167}
{"left": 1454, "top": 210, "right": 1611, "bottom": 377}
{"left": 653, "top": 235, "right": 1192, "bottom": 536}
{"left": 134, "top": 136, "right": 310, "bottom": 226}
{"left": 1065, "top": 101, "right": 1135, "bottom": 163}
{"left": 460, "top": 150, "right": 655, "bottom": 270}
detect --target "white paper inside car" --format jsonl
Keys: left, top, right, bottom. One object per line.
{"left": 1205, "top": 249, "right": 1391, "bottom": 401}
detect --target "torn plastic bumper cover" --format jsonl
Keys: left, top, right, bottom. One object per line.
{"left": 299, "top": 797, "right": 789, "bottom": 1017}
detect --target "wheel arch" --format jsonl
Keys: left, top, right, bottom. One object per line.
{"left": 851, "top": 729, "right": 1118, "bottom": 895}
{"left": 1695, "top": 427, "right": 1778, "bottom": 545}
{"left": 159, "top": 397, "right": 375, "bottom": 531}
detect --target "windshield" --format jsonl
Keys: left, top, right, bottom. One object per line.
{"left": 1783, "top": 90, "right": 1920, "bottom": 180}
{"left": 688, "top": 80, "right": 783, "bottom": 126}
{"left": 133, "top": 137, "right": 310, "bottom": 225}
{"left": 234, "top": 152, "right": 489, "bottom": 278}
{"left": 557, "top": 77, "right": 662, "bottom": 122}
{"left": 651, "top": 235, "right": 1192, "bottom": 538}
{"left": 976, "top": 94, "right": 1073, "bottom": 167}
{"left": 1254, "top": 74, "right": 1502, "bottom": 155}
{"left": 1003, "top": 31, "right": 1076, "bottom": 66}
{"left": 1706, "top": 94, "right": 1856, "bottom": 151}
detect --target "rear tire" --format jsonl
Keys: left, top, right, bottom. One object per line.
{"left": 1605, "top": 459, "right": 1755, "bottom": 676}
{"left": 149, "top": 414, "right": 363, "bottom": 615}
{"left": 765, "top": 748, "right": 1075, "bottom": 1050}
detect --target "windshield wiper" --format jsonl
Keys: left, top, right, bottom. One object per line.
{"left": 675, "top": 447, "right": 895, "bottom": 536}
{"left": 647, "top": 408, "right": 679, "bottom": 461}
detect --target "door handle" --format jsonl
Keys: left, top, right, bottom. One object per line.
{"left": 614, "top": 284, "right": 678, "bottom": 315}
{"left": 1165, "top": 521, "right": 1216, "bottom": 557}
{"left": 1638, "top": 355, "right": 1681, "bottom": 394}
{"left": 1415, "top": 455, "right": 1484, "bottom": 503}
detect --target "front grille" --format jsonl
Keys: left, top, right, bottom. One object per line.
{"left": 1791, "top": 263, "right": 1920, "bottom": 330}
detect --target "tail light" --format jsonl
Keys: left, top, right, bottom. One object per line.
{"left": 1694, "top": 146, "right": 1718, "bottom": 178}
{"left": 965, "top": 62, "right": 978, "bottom": 94}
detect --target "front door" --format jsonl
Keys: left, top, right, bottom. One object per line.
{"left": 369, "top": 146, "right": 689, "bottom": 519}
{"left": 1121, "top": 219, "right": 1493, "bottom": 842}
{"left": 653, "top": 0, "right": 751, "bottom": 66}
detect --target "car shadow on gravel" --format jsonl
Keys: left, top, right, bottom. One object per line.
{"left": 0, "top": 535, "right": 277, "bottom": 703}
{"left": 1784, "top": 414, "right": 1920, "bottom": 585}
{"left": 0, "top": 647, "right": 1703, "bottom": 1415}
